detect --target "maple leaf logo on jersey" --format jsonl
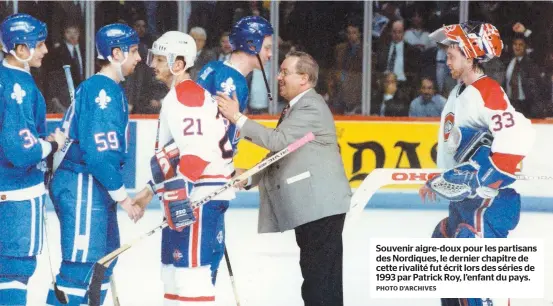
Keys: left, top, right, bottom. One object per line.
{"left": 95, "top": 89, "right": 111, "bottom": 109}
{"left": 221, "top": 77, "right": 236, "bottom": 96}
{"left": 11, "top": 83, "right": 26, "bottom": 104}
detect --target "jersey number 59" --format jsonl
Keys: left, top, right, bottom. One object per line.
{"left": 95, "top": 131, "right": 119, "bottom": 152}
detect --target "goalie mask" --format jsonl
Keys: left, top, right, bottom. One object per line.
{"left": 147, "top": 31, "right": 197, "bottom": 76}
{"left": 429, "top": 21, "right": 503, "bottom": 63}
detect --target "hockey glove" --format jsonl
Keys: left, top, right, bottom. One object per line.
{"left": 151, "top": 140, "right": 180, "bottom": 184}
{"left": 163, "top": 178, "right": 196, "bottom": 231}
{"left": 427, "top": 145, "right": 516, "bottom": 201}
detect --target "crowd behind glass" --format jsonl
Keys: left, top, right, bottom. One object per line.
{"left": 2, "top": 1, "right": 552, "bottom": 119}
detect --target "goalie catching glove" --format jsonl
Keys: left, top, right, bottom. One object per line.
{"left": 163, "top": 178, "right": 196, "bottom": 231}
{"left": 427, "top": 127, "right": 516, "bottom": 201}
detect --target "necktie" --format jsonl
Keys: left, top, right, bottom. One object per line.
{"left": 388, "top": 44, "right": 396, "bottom": 72}
{"left": 510, "top": 59, "right": 521, "bottom": 100}
{"left": 277, "top": 104, "right": 290, "bottom": 126}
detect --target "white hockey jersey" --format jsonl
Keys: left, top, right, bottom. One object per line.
{"left": 437, "top": 75, "right": 535, "bottom": 173}
{"left": 155, "top": 79, "right": 235, "bottom": 201}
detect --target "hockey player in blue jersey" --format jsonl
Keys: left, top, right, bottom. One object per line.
{"left": 196, "top": 15, "right": 274, "bottom": 283}
{"left": 0, "top": 13, "right": 67, "bottom": 306}
{"left": 45, "top": 23, "right": 143, "bottom": 306}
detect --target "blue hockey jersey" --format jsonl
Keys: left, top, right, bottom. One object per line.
{"left": 58, "top": 74, "right": 129, "bottom": 200}
{"left": 196, "top": 61, "right": 249, "bottom": 153}
{"left": 0, "top": 61, "right": 48, "bottom": 192}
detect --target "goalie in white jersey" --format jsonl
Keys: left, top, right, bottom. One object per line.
{"left": 420, "top": 22, "right": 536, "bottom": 306}
{"left": 133, "top": 31, "right": 235, "bottom": 305}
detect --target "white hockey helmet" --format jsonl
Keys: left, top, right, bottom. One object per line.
{"left": 147, "top": 31, "right": 197, "bottom": 74}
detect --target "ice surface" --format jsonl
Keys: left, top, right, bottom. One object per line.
{"left": 27, "top": 209, "right": 553, "bottom": 306}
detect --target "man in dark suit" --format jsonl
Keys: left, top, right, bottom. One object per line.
{"left": 503, "top": 34, "right": 541, "bottom": 118}
{"left": 376, "top": 19, "right": 421, "bottom": 92}
{"left": 46, "top": 23, "right": 84, "bottom": 112}
{"left": 217, "top": 51, "right": 351, "bottom": 306}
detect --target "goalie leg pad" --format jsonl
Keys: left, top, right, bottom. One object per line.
{"left": 431, "top": 218, "right": 450, "bottom": 238}
{"left": 0, "top": 255, "right": 37, "bottom": 306}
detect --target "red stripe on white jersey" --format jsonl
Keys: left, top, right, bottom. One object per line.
{"left": 164, "top": 293, "right": 215, "bottom": 302}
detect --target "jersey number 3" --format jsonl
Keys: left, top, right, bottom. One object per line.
{"left": 491, "top": 112, "right": 515, "bottom": 131}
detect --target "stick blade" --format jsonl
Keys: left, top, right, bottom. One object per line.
{"left": 88, "top": 263, "right": 107, "bottom": 306}
{"left": 53, "top": 282, "right": 69, "bottom": 304}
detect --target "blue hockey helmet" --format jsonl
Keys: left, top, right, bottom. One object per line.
{"left": 0, "top": 13, "right": 47, "bottom": 54}
{"left": 229, "top": 16, "right": 273, "bottom": 55}
{"left": 95, "top": 23, "right": 139, "bottom": 60}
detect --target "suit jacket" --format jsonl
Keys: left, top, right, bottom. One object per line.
{"left": 502, "top": 55, "right": 541, "bottom": 118}
{"left": 241, "top": 89, "right": 351, "bottom": 233}
{"left": 376, "top": 41, "right": 421, "bottom": 89}
{"left": 46, "top": 43, "right": 85, "bottom": 111}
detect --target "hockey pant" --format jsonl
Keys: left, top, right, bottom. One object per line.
{"left": 432, "top": 188, "right": 520, "bottom": 306}
{"left": 0, "top": 194, "right": 45, "bottom": 306}
{"left": 210, "top": 213, "right": 225, "bottom": 284}
{"left": 46, "top": 170, "right": 120, "bottom": 306}
{"left": 161, "top": 200, "right": 228, "bottom": 306}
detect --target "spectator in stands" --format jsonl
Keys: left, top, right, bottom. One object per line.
{"left": 46, "top": 23, "right": 85, "bottom": 113}
{"left": 329, "top": 20, "right": 363, "bottom": 114}
{"left": 133, "top": 17, "right": 153, "bottom": 60}
{"left": 188, "top": 27, "right": 216, "bottom": 81}
{"left": 404, "top": 9, "right": 434, "bottom": 51}
{"left": 124, "top": 17, "right": 156, "bottom": 113}
{"left": 503, "top": 34, "right": 541, "bottom": 118}
{"left": 408, "top": 77, "right": 446, "bottom": 117}
{"left": 539, "top": 50, "right": 553, "bottom": 118}
{"left": 371, "top": 71, "right": 410, "bottom": 116}
{"left": 216, "top": 31, "right": 233, "bottom": 62}
{"left": 376, "top": 19, "right": 421, "bottom": 93}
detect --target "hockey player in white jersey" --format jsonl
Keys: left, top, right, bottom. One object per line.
{"left": 0, "top": 13, "right": 67, "bottom": 306}
{"left": 133, "top": 31, "right": 235, "bottom": 305}
{"left": 420, "top": 21, "right": 535, "bottom": 306}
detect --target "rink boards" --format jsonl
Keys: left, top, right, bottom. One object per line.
{"left": 45, "top": 116, "right": 553, "bottom": 212}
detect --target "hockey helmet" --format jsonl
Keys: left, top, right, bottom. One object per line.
{"left": 96, "top": 23, "right": 139, "bottom": 61}
{"left": 429, "top": 21, "right": 503, "bottom": 63}
{"left": 147, "top": 31, "right": 197, "bottom": 72}
{"left": 0, "top": 13, "right": 47, "bottom": 54}
{"left": 229, "top": 16, "right": 273, "bottom": 55}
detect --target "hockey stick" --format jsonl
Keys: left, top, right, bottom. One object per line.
{"left": 344, "top": 168, "right": 441, "bottom": 231}
{"left": 109, "top": 275, "right": 121, "bottom": 306}
{"left": 43, "top": 64, "right": 80, "bottom": 305}
{"left": 87, "top": 132, "right": 315, "bottom": 306}
{"left": 43, "top": 201, "right": 69, "bottom": 304}
{"left": 224, "top": 247, "right": 241, "bottom": 306}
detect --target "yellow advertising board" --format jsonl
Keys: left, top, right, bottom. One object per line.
{"left": 234, "top": 120, "right": 440, "bottom": 188}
